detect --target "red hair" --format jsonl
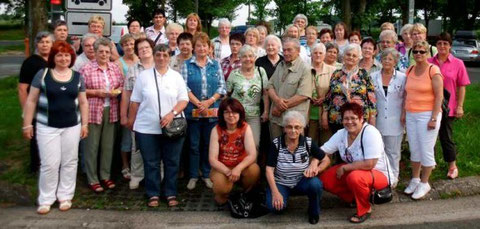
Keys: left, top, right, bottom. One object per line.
{"left": 349, "top": 31, "right": 362, "bottom": 41}
{"left": 340, "top": 102, "right": 364, "bottom": 120}
{"left": 48, "top": 40, "right": 76, "bottom": 68}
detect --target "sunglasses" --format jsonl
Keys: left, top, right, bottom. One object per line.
{"left": 412, "top": 50, "right": 427, "bottom": 54}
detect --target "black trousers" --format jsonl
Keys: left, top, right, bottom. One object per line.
{"left": 29, "top": 121, "right": 40, "bottom": 173}
{"left": 439, "top": 116, "right": 457, "bottom": 163}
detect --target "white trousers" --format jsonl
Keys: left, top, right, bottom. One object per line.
{"left": 406, "top": 111, "right": 441, "bottom": 167}
{"left": 130, "top": 132, "right": 144, "bottom": 182}
{"left": 382, "top": 134, "right": 403, "bottom": 181}
{"left": 36, "top": 123, "right": 81, "bottom": 205}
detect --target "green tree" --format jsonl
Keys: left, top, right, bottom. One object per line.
{"left": 123, "top": 0, "right": 166, "bottom": 28}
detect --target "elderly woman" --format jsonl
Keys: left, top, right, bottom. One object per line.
{"left": 72, "top": 33, "right": 98, "bottom": 71}
{"left": 86, "top": 15, "right": 120, "bottom": 60}
{"left": 408, "top": 23, "right": 437, "bottom": 66}
{"left": 166, "top": 23, "right": 184, "bottom": 56}
{"left": 266, "top": 111, "right": 330, "bottom": 225}
{"left": 127, "top": 44, "right": 189, "bottom": 207}
{"left": 81, "top": 37, "right": 124, "bottom": 193}
{"left": 220, "top": 33, "right": 244, "bottom": 80}
{"left": 18, "top": 31, "right": 53, "bottom": 173}
{"left": 116, "top": 34, "right": 138, "bottom": 76}
{"left": 283, "top": 24, "right": 310, "bottom": 64}
{"left": 319, "top": 102, "right": 394, "bottom": 223}
{"left": 371, "top": 48, "right": 406, "bottom": 186}
{"left": 309, "top": 43, "right": 336, "bottom": 145}
{"left": 23, "top": 40, "right": 88, "bottom": 214}
{"left": 209, "top": 98, "right": 260, "bottom": 205}
{"left": 227, "top": 45, "right": 269, "bottom": 148}
{"left": 377, "top": 30, "right": 409, "bottom": 72}
{"left": 319, "top": 28, "right": 333, "bottom": 44}
{"left": 322, "top": 43, "right": 376, "bottom": 134}
{"left": 212, "top": 18, "right": 231, "bottom": 61}
{"left": 304, "top": 26, "right": 319, "bottom": 59}
{"left": 170, "top": 32, "right": 193, "bottom": 72}
{"left": 181, "top": 32, "right": 227, "bottom": 190}
{"left": 403, "top": 41, "right": 443, "bottom": 199}
{"left": 333, "top": 22, "right": 349, "bottom": 61}
{"left": 293, "top": 14, "right": 308, "bottom": 46}
{"left": 256, "top": 25, "right": 268, "bottom": 47}
{"left": 255, "top": 35, "right": 283, "bottom": 79}
{"left": 397, "top": 24, "right": 413, "bottom": 55}
{"left": 428, "top": 32, "right": 470, "bottom": 179}
{"left": 359, "top": 38, "right": 382, "bottom": 75}
{"left": 348, "top": 31, "right": 362, "bottom": 45}
{"left": 324, "top": 42, "right": 343, "bottom": 69}
{"left": 185, "top": 13, "right": 202, "bottom": 36}
{"left": 245, "top": 27, "right": 266, "bottom": 58}
{"left": 53, "top": 20, "right": 68, "bottom": 41}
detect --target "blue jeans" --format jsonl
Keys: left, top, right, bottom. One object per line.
{"left": 266, "top": 177, "right": 323, "bottom": 216}
{"left": 187, "top": 119, "right": 216, "bottom": 179}
{"left": 135, "top": 132, "right": 185, "bottom": 198}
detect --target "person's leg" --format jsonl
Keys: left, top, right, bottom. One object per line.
{"left": 246, "top": 116, "right": 261, "bottom": 149}
{"left": 269, "top": 122, "right": 283, "bottom": 141}
{"left": 36, "top": 123, "right": 62, "bottom": 206}
{"left": 199, "top": 120, "right": 216, "bottom": 179}
{"left": 187, "top": 120, "right": 201, "bottom": 179}
{"left": 307, "top": 120, "right": 319, "bottom": 145}
{"left": 265, "top": 183, "right": 290, "bottom": 213}
{"left": 345, "top": 170, "right": 387, "bottom": 217}
{"left": 84, "top": 123, "right": 102, "bottom": 184}
{"left": 30, "top": 120, "right": 40, "bottom": 173}
{"left": 382, "top": 134, "right": 403, "bottom": 184}
{"left": 240, "top": 163, "right": 260, "bottom": 191}
{"left": 318, "top": 164, "right": 354, "bottom": 203}
{"left": 406, "top": 112, "right": 422, "bottom": 179}
{"left": 210, "top": 168, "right": 234, "bottom": 204}
{"left": 130, "top": 132, "right": 144, "bottom": 187}
{"left": 120, "top": 126, "right": 132, "bottom": 172}
{"left": 57, "top": 124, "right": 81, "bottom": 202}
{"left": 99, "top": 108, "right": 116, "bottom": 181}
{"left": 439, "top": 116, "right": 457, "bottom": 170}
{"left": 160, "top": 136, "right": 185, "bottom": 197}
{"left": 419, "top": 112, "right": 441, "bottom": 183}
{"left": 292, "top": 177, "right": 323, "bottom": 216}
{"left": 135, "top": 132, "right": 161, "bottom": 198}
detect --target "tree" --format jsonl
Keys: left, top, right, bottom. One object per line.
{"left": 28, "top": 0, "right": 48, "bottom": 54}
{"left": 123, "top": 0, "right": 166, "bottom": 28}
{"left": 249, "top": 0, "right": 272, "bottom": 23}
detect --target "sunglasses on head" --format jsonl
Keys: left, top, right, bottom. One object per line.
{"left": 412, "top": 50, "right": 427, "bottom": 54}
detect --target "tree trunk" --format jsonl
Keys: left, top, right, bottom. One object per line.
{"left": 29, "top": 0, "right": 48, "bottom": 55}
{"left": 400, "top": 0, "right": 409, "bottom": 25}
{"left": 341, "top": 0, "right": 352, "bottom": 31}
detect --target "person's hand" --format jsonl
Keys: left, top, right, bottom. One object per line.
{"left": 455, "top": 106, "right": 464, "bottom": 118}
{"left": 275, "top": 97, "right": 288, "bottom": 111}
{"left": 336, "top": 165, "right": 346, "bottom": 179}
{"left": 223, "top": 167, "right": 232, "bottom": 177}
{"left": 427, "top": 119, "right": 437, "bottom": 130}
{"left": 195, "top": 101, "right": 206, "bottom": 112}
{"left": 272, "top": 191, "right": 284, "bottom": 210}
{"left": 120, "top": 115, "right": 128, "bottom": 126}
{"left": 200, "top": 99, "right": 213, "bottom": 109}
{"left": 304, "top": 165, "right": 318, "bottom": 178}
{"left": 368, "top": 116, "right": 376, "bottom": 126}
{"left": 271, "top": 106, "right": 283, "bottom": 117}
{"left": 160, "top": 112, "right": 174, "bottom": 128}
{"left": 400, "top": 112, "right": 406, "bottom": 126}
{"left": 126, "top": 119, "right": 135, "bottom": 131}
{"left": 80, "top": 125, "right": 89, "bottom": 139}
{"left": 96, "top": 89, "right": 110, "bottom": 98}
{"left": 22, "top": 126, "right": 33, "bottom": 139}
{"left": 321, "top": 115, "right": 329, "bottom": 130}
{"left": 229, "top": 167, "right": 241, "bottom": 182}
{"left": 261, "top": 111, "right": 269, "bottom": 122}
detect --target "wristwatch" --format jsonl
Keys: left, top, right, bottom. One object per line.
{"left": 430, "top": 117, "right": 437, "bottom": 122}
{"left": 172, "top": 110, "right": 178, "bottom": 116}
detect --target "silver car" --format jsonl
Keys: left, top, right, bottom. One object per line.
{"left": 451, "top": 39, "right": 480, "bottom": 63}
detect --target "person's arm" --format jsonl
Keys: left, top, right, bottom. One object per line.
{"left": 455, "top": 86, "right": 466, "bottom": 118}
{"left": 285, "top": 95, "right": 309, "bottom": 108}
{"left": 266, "top": 166, "right": 284, "bottom": 210}
{"left": 430, "top": 72, "right": 444, "bottom": 130}
{"left": 262, "top": 89, "right": 270, "bottom": 122}
{"left": 110, "top": 41, "right": 120, "bottom": 61}
{"left": 160, "top": 100, "right": 189, "bottom": 128}
{"left": 364, "top": 71, "right": 377, "bottom": 125}
{"left": 22, "top": 87, "right": 41, "bottom": 139}
{"left": 126, "top": 102, "right": 139, "bottom": 131}
{"left": 78, "top": 92, "right": 89, "bottom": 139}
{"left": 120, "top": 90, "right": 132, "bottom": 126}
{"left": 208, "top": 127, "right": 232, "bottom": 176}
{"left": 18, "top": 83, "right": 29, "bottom": 110}
{"left": 286, "top": 67, "right": 312, "bottom": 108}
{"left": 230, "top": 125, "right": 257, "bottom": 181}
{"left": 336, "top": 159, "right": 379, "bottom": 179}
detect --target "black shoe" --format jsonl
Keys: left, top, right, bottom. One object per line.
{"left": 309, "top": 214, "right": 319, "bottom": 224}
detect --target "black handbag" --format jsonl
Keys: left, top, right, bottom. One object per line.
{"left": 360, "top": 125, "right": 393, "bottom": 205}
{"left": 153, "top": 69, "right": 187, "bottom": 139}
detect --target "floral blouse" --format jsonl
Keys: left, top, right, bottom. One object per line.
{"left": 323, "top": 68, "right": 377, "bottom": 124}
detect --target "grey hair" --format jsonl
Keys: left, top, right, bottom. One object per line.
{"left": 34, "top": 31, "right": 54, "bottom": 46}
{"left": 263, "top": 34, "right": 282, "bottom": 50}
{"left": 282, "top": 37, "right": 300, "bottom": 50}
{"left": 82, "top": 33, "right": 99, "bottom": 47}
{"left": 166, "top": 22, "right": 184, "bottom": 34}
{"left": 283, "top": 24, "right": 299, "bottom": 38}
{"left": 344, "top": 43, "right": 362, "bottom": 59}
{"left": 380, "top": 48, "right": 400, "bottom": 64}
{"left": 218, "top": 18, "right": 231, "bottom": 27}
{"left": 379, "top": 30, "right": 398, "bottom": 43}
{"left": 256, "top": 25, "right": 268, "bottom": 34}
{"left": 282, "top": 110, "right": 306, "bottom": 127}
{"left": 293, "top": 14, "right": 308, "bottom": 27}
{"left": 400, "top": 24, "right": 413, "bottom": 35}
{"left": 325, "top": 42, "right": 339, "bottom": 52}
{"left": 312, "top": 43, "right": 326, "bottom": 54}
{"left": 238, "top": 45, "right": 256, "bottom": 58}
{"left": 93, "top": 37, "right": 112, "bottom": 52}
{"left": 153, "top": 44, "right": 170, "bottom": 53}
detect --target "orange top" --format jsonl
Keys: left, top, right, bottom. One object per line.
{"left": 217, "top": 122, "right": 248, "bottom": 167}
{"left": 405, "top": 64, "right": 442, "bottom": 112}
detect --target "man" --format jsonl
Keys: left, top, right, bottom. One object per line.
{"left": 211, "top": 18, "right": 232, "bottom": 61}
{"left": 72, "top": 33, "right": 98, "bottom": 72}
{"left": 145, "top": 9, "right": 168, "bottom": 45}
{"left": 220, "top": 33, "right": 244, "bottom": 80}
{"left": 267, "top": 38, "right": 313, "bottom": 139}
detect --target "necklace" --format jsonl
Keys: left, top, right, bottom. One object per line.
{"left": 53, "top": 69, "right": 70, "bottom": 77}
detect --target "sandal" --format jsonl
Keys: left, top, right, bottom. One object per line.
{"left": 101, "top": 179, "right": 116, "bottom": 189}
{"left": 167, "top": 196, "right": 179, "bottom": 207}
{"left": 447, "top": 167, "right": 458, "bottom": 179}
{"left": 88, "top": 183, "right": 104, "bottom": 193}
{"left": 121, "top": 168, "right": 131, "bottom": 180}
{"left": 37, "top": 205, "right": 51, "bottom": 215}
{"left": 59, "top": 200, "right": 72, "bottom": 211}
{"left": 349, "top": 212, "right": 371, "bottom": 223}
{"left": 148, "top": 196, "right": 159, "bottom": 207}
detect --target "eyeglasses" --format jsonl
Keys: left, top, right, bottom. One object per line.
{"left": 343, "top": 117, "right": 359, "bottom": 122}
{"left": 285, "top": 125, "right": 303, "bottom": 130}
{"left": 412, "top": 50, "right": 427, "bottom": 54}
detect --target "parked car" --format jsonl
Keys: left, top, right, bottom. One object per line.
{"left": 451, "top": 39, "right": 480, "bottom": 63}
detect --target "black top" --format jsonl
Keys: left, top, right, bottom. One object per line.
{"left": 19, "top": 55, "right": 47, "bottom": 92}
{"left": 383, "top": 86, "right": 388, "bottom": 96}
{"left": 255, "top": 54, "right": 284, "bottom": 79}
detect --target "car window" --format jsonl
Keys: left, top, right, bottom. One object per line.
{"left": 453, "top": 40, "right": 477, "bottom": 46}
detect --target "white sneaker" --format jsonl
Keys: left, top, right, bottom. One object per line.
{"left": 412, "top": 182, "right": 431, "bottom": 199}
{"left": 203, "top": 178, "right": 213, "bottom": 189}
{"left": 187, "top": 178, "right": 198, "bottom": 190}
{"left": 404, "top": 178, "right": 420, "bottom": 195}
{"left": 129, "top": 177, "right": 142, "bottom": 190}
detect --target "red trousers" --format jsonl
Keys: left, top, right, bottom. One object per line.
{"left": 319, "top": 164, "right": 388, "bottom": 216}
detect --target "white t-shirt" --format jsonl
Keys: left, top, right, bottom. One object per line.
{"left": 103, "top": 71, "right": 110, "bottom": 107}
{"left": 130, "top": 67, "right": 189, "bottom": 134}
{"left": 320, "top": 123, "right": 397, "bottom": 185}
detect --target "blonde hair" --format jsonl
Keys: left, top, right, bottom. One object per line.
{"left": 185, "top": 13, "right": 202, "bottom": 33}
{"left": 167, "top": 23, "right": 184, "bottom": 34}
{"left": 380, "top": 22, "right": 395, "bottom": 31}
{"left": 244, "top": 27, "right": 260, "bottom": 40}
{"left": 411, "top": 23, "right": 427, "bottom": 35}
{"left": 412, "top": 40, "right": 430, "bottom": 55}
{"left": 88, "top": 15, "right": 105, "bottom": 27}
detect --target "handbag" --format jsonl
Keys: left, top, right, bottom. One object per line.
{"left": 153, "top": 69, "right": 187, "bottom": 139}
{"left": 359, "top": 125, "right": 393, "bottom": 205}
{"left": 228, "top": 188, "right": 269, "bottom": 219}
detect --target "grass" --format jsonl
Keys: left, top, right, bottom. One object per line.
{"left": 0, "top": 28, "right": 24, "bottom": 40}
{"left": 0, "top": 44, "right": 24, "bottom": 54}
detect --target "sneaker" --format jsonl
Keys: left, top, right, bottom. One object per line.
{"left": 203, "top": 178, "right": 213, "bottom": 189}
{"left": 121, "top": 168, "right": 131, "bottom": 180}
{"left": 412, "top": 182, "right": 431, "bottom": 199}
{"left": 404, "top": 178, "right": 420, "bottom": 195}
{"left": 129, "top": 177, "right": 142, "bottom": 190}
{"left": 187, "top": 178, "right": 198, "bottom": 190}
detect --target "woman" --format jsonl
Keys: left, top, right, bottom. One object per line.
{"left": 359, "top": 38, "right": 382, "bottom": 75}
{"left": 256, "top": 25, "right": 268, "bottom": 47}
{"left": 348, "top": 31, "right": 362, "bottom": 45}
{"left": 324, "top": 42, "right": 343, "bottom": 69}
{"left": 244, "top": 27, "right": 266, "bottom": 58}
{"left": 371, "top": 48, "right": 406, "bottom": 186}
{"left": 397, "top": 24, "right": 413, "bottom": 55}
{"left": 81, "top": 37, "right": 124, "bottom": 193}
{"left": 408, "top": 23, "right": 437, "bottom": 66}
{"left": 18, "top": 31, "right": 53, "bottom": 173}
{"left": 322, "top": 43, "right": 376, "bottom": 134}
{"left": 319, "top": 102, "right": 394, "bottom": 223}
{"left": 22, "top": 40, "right": 88, "bottom": 214}
{"left": 185, "top": 13, "right": 202, "bottom": 36}
{"left": 319, "top": 28, "right": 333, "bottom": 44}
{"left": 127, "top": 44, "right": 189, "bottom": 207}
{"left": 266, "top": 111, "right": 330, "bottom": 225}
{"left": 53, "top": 20, "right": 68, "bottom": 41}
{"left": 181, "top": 32, "right": 227, "bottom": 190}
{"left": 333, "top": 22, "right": 349, "bottom": 62}
{"left": 378, "top": 30, "right": 409, "bottom": 73}
{"left": 255, "top": 35, "right": 283, "bottom": 79}
{"left": 170, "top": 32, "right": 193, "bottom": 72}
{"left": 120, "top": 38, "right": 155, "bottom": 189}
{"left": 404, "top": 40, "right": 443, "bottom": 199}
{"left": 305, "top": 26, "right": 319, "bottom": 59}
{"left": 220, "top": 33, "right": 244, "bottom": 80}
{"left": 428, "top": 32, "right": 470, "bottom": 179}
{"left": 227, "top": 45, "right": 269, "bottom": 148}
{"left": 209, "top": 98, "right": 260, "bottom": 205}
{"left": 309, "top": 43, "right": 337, "bottom": 145}
{"left": 212, "top": 18, "right": 231, "bottom": 61}
{"left": 127, "top": 19, "right": 142, "bottom": 36}
{"left": 293, "top": 14, "right": 308, "bottom": 45}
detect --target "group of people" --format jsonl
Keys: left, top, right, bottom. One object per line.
{"left": 19, "top": 9, "right": 471, "bottom": 224}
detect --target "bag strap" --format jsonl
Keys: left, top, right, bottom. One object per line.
{"left": 360, "top": 124, "right": 391, "bottom": 187}
{"left": 257, "top": 66, "right": 264, "bottom": 94}
{"left": 153, "top": 69, "right": 162, "bottom": 120}
{"left": 154, "top": 32, "right": 162, "bottom": 44}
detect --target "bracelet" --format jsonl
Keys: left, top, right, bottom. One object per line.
{"left": 22, "top": 125, "right": 33, "bottom": 130}
{"left": 82, "top": 124, "right": 88, "bottom": 127}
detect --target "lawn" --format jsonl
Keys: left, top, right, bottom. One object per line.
{"left": 0, "top": 44, "right": 24, "bottom": 54}
{"left": 0, "top": 28, "right": 24, "bottom": 41}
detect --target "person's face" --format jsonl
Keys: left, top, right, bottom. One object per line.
{"left": 381, "top": 53, "right": 396, "bottom": 71}
{"left": 411, "top": 30, "right": 426, "bottom": 42}
{"left": 245, "top": 32, "right": 258, "bottom": 46}
{"left": 128, "top": 21, "right": 141, "bottom": 34}
{"left": 136, "top": 41, "right": 153, "bottom": 59}
{"left": 54, "top": 25, "right": 68, "bottom": 41}
{"left": 342, "top": 110, "right": 363, "bottom": 134}
{"left": 361, "top": 42, "right": 375, "bottom": 59}
{"left": 230, "top": 40, "right": 243, "bottom": 55}
{"left": 265, "top": 39, "right": 279, "bottom": 56}
{"left": 54, "top": 52, "right": 71, "bottom": 69}
{"left": 380, "top": 36, "right": 395, "bottom": 49}
{"left": 154, "top": 50, "right": 170, "bottom": 68}
{"left": 258, "top": 29, "right": 266, "bottom": 44}
{"left": 37, "top": 36, "right": 53, "bottom": 56}
{"left": 83, "top": 38, "right": 96, "bottom": 60}
{"left": 325, "top": 48, "right": 338, "bottom": 64}
{"left": 187, "top": 17, "right": 198, "bottom": 31}
{"left": 218, "top": 24, "right": 231, "bottom": 37}
{"left": 179, "top": 39, "right": 193, "bottom": 56}
{"left": 88, "top": 22, "right": 104, "bottom": 37}
{"left": 343, "top": 49, "right": 360, "bottom": 67}
{"left": 320, "top": 33, "right": 332, "bottom": 44}
{"left": 306, "top": 29, "right": 317, "bottom": 43}
{"left": 287, "top": 27, "right": 299, "bottom": 39}
{"left": 402, "top": 30, "right": 412, "bottom": 45}
{"left": 95, "top": 44, "right": 111, "bottom": 65}
{"left": 294, "top": 18, "right": 306, "bottom": 30}
{"left": 311, "top": 48, "right": 325, "bottom": 64}
{"left": 283, "top": 42, "right": 299, "bottom": 62}
{"left": 122, "top": 39, "right": 136, "bottom": 56}
{"left": 167, "top": 29, "right": 181, "bottom": 45}
{"left": 284, "top": 119, "right": 303, "bottom": 141}
{"left": 194, "top": 41, "right": 209, "bottom": 58}
{"left": 349, "top": 35, "right": 361, "bottom": 45}
{"left": 153, "top": 14, "right": 166, "bottom": 27}
{"left": 240, "top": 51, "right": 255, "bottom": 69}
{"left": 436, "top": 40, "right": 451, "bottom": 56}
{"left": 334, "top": 25, "right": 345, "bottom": 40}
{"left": 223, "top": 106, "right": 240, "bottom": 126}
{"left": 412, "top": 46, "right": 428, "bottom": 63}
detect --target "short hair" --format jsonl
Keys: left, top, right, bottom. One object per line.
{"left": 340, "top": 102, "right": 364, "bottom": 120}
{"left": 344, "top": 43, "right": 362, "bottom": 59}
{"left": 218, "top": 18, "right": 231, "bottom": 27}
{"left": 334, "top": 22, "right": 349, "bottom": 39}
{"left": 48, "top": 40, "right": 76, "bottom": 68}
{"left": 256, "top": 25, "right": 268, "bottom": 35}
{"left": 192, "top": 32, "right": 211, "bottom": 48}
{"left": 282, "top": 37, "right": 300, "bottom": 50}
{"left": 186, "top": 13, "right": 202, "bottom": 33}
{"left": 166, "top": 22, "right": 184, "bottom": 34}
{"left": 319, "top": 28, "right": 334, "bottom": 39}
{"left": 400, "top": 24, "right": 413, "bottom": 35}
{"left": 283, "top": 24, "right": 299, "bottom": 38}
{"left": 436, "top": 32, "right": 453, "bottom": 45}
{"left": 282, "top": 110, "right": 306, "bottom": 127}
{"left": 380, "top": 48, "right": 400, "bottom": 64}
{"left": 244, "top": 27, "right": 260, "bottom": 40}
{"left": 325, "top": 42, "right": 339, "bottom": 52}
{"left": 152, "top": 8, "right": 165, "bottom": 18}
{"left": 411, "top": 23, "right": 427, "bottom": 35}
{"left": 34, "top": 31, "right": 54, "bottom": 47}
{"left": 263, "top": 34, "right": 282, "bottom": 50}
{"left": 134, "top": 38, "right": 154, "bottom": 56}
{"left": 230, "top": 33, "right": 245, "bottom": 45}
{"left": 53, "top": 20, "right": 67, "bottom": 29}
{"left": 153, "top": 44, "right": 170, "bottom": 54}
{"left": 177, "top": 32, "right": 193, "bottom": 45}
{"left": 218, "top": 98, "right": 246, "bottom": 129}
{"left": 380, "top": 22, "right": 395, "bottom": 31}
{"left": 93, "top": 37, "right": 112, "bottom": 52}
{"left": 311, "top": 43, "right": 326, "bottom": 54}
{"left": 306, "top": 25, "right": 318, "bottom": 35}
{"left": 88, "top": 15, "right": 105, "bottom": 27}
{"left": 127, "top": 19, "right": 141, "bottom": 29}
{"left": 81, "top": 33, "right": 98, "bottom": 48}
{"left": 349, "top": 31, "right": 362, "bottom": 41}
{"left": 361, "top": 37, "right": 377, "bottom": 50}
{"left": 120, "top": 34, "right": 135, "bottom": 46}
{"left": 379, "top": 30, "right": 398, "bottom": 43}
{"left": 238, "top": 45, "right": 256, "bottom": 58}
{"left": 412, "top": 40, "right": 430, "bottom": 55}
{"left": 293, "top": 14, "right": 308, "bottom": 27}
